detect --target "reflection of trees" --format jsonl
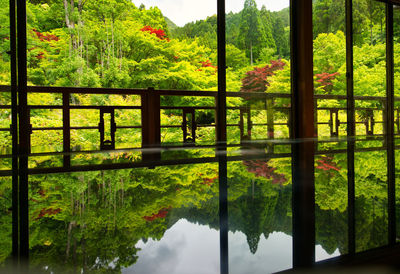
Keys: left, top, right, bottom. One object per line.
{"left": 315, "top": 206, "right": 348, "bottom": 255}
{"left": 26, "top": 163, "right": 219, "bottom": 272}
{"left": 0, "top": 152, "right": 395, "bottom": 270}
{"left": 0, "top": 177, "right": 12, "bottom": 265}
{"left": 30, "top": 222, "right": 140, "bottom": 273}
{"left": 233, "top": 180, "right": 272, "bottom": 254}
{"left": 180, "top": 165, "right": 293, "bottom": 255}
{"left": 355, "top": 196, "right": 388, "bottom": 252}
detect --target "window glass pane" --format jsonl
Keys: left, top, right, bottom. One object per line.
{"left": 226, "top": 0, "right": 291, "bottom": 145}
{"left": 313, "top": 0, "right": 347, "bottom": 261}
{"left": 25, "top": 0, "right": 218, "bottom": 153}
{"left": 353, "top": 0, "right": 388, "bottom": 252}
{"left": 226, "top": 1, "right": 291, "bottom": 271}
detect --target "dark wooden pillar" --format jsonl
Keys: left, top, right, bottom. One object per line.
{"left": 346, "top": 0, "right": 356, "bottom": 255}
{"left": 17, "top": 0, "right": 29, "bottom": 260}
{"left": 217, "top": 0, "right": 228, "bottom": 273}
{"left": 216, "top": 0, "right": 226, "bottom": 144}
{"left": 141, "top": 88, "right": 161, "bottom": 161}
{"left": 290, "top": 0, "right": 315, "bottom": 268}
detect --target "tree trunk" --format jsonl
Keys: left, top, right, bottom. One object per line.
{"left": 64, "top": 0, "right": 78, "bottom": 54}
{"left": 63, "top": 0, "right": 71, "bottom": 28}
{"left": 112, "top": 19, "right": 115, "bottom": 60}
{"left": 106, "top": 21, "right": 110, "bottom": 68}
{"left": 102, "top": 171, "right": 105, "bottom": 204}
{"left": 252, "top": 179, "right": 255, "bottom": 199}
{"left": 250, "top": 41, "right": 253, "bottom": 66}
{"left": 370, "top": 25, "right": 373, "bottom": 45}
{"left": 119, "top": 42, "right": 123, "bottom": 70}
{"left": 65, "top": 221, "right": 76, "bottom": 263}
{"left": 101, "top": 41, "right": 104, "bottom": 76}
{"left": 113, "top": 180, "right": 117, "bottom": 228}
{"left": 87, "top": 179, "right": 90, "bottom": 209}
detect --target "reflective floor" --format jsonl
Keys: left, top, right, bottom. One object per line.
{"left": 0, "top": 138, "right": 399, "bottom": 273}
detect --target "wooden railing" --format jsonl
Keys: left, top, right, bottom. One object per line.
{"left": 0, "top": 85, "right": 398, "bottom": 175}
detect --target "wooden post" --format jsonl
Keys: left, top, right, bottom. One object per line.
{"left": 63, "top": 92, "right": 71, "bottom": 167}
{"left": 17, "top": 0, "right": 29, "bottom": 260}
{"left": 290, "top": 0, "right": 315, "bottom": 268}
{"left": 141, "top": 88, "right": 161, "bottom": 161}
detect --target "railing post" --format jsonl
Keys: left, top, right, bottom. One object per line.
{"left": 267, "top": 98, "right": 274, "bottom": 139}
{"left": 329, "top": 109, "right": 340, "bottom": 137}
{"left": 141, "top": 88, "right": 161, "bottom": 162}
{"left": 265, "top": 99, "right": 274, "bottom": 153}
{"left": 247, "top": 105, "right": 252, "bottom": 140}
{"left": 63, "top": 92, "right": 71, "bottom": 167}
{"left": 383, "top": 100, "right": 387, "bottom": 136}
{"left": 314, "top": 99, "right": 318, "bottom": 138}
{"left": 239, "top": 107, "right": 248, "bottom": 142}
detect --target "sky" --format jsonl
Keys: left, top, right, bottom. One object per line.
{"left": 126, "top": 219, "right": 338, "bottom": 273}
{"left": 131, "top": 0, "right": 290, "bottom": 27}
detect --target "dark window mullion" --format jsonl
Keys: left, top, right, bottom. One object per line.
{"left": 345, "top": 0, "right": 356, "bottom": 255}
{"left": 386, "top": 3, "right": 396, "bottom": 246}
{"left": 217, "top": 1, "right": 228, "bottom": 274}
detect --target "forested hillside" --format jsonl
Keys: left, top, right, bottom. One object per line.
{"left": 0, "top": 0, "right": 291, "bottom": 91}
{"left": 171, "top": 4, "right": 290, "bottom": 61}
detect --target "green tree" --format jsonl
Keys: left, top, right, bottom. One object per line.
{"left": 237, "top": 0, "right": 273, "bottom": 65}
{"left": 313, "top": 0, "right": 345, "bottom": 37}
{"left": 271, "top": 16, "right": 289, "bottom": 58}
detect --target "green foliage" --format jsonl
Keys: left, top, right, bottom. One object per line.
{"left": 226, "top": 44, "right": 249, "bottom": 70}
{"left": 271, "top": 16, "right": 289, "bottom": 58}
{"left": 313, "top": 31, "right": 346, "bottom": 74}
{"left": 237, "top": 0, "right": 275, "bottom": 64}
{"left": 313, "top": 0, "right": 345, "bottom": 37}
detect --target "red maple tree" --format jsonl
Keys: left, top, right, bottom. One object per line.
{"left": 36, "top": 52, "right": 45, "bottom": 60}
{"left": 141, "top": 26, "right": 169, "bottom": 41}
{"left": 316, "top": 156, "right": 341, "bottom": 172}
{"left": 32, "top": 29, "right": 59, "bottom": 42}
{"left": 143, "top": 206, "right": 172, "bottom": 222}
{"left": 200, "top": 60, "right": 217, "bottom": 69}
{"left": 315, "top": 72, "right": 340, "bottom": 92}
{"left": 201, "top": 176, "right": 218, "bottom": 186}
{"left": 244, "top": 160, "right": 287, "bottom": 185}
{"left": 241, "top": 59, "right": 286, "bottom": 93}
{"left": 35, "top": 208, "right": 61, "bottom": 220}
